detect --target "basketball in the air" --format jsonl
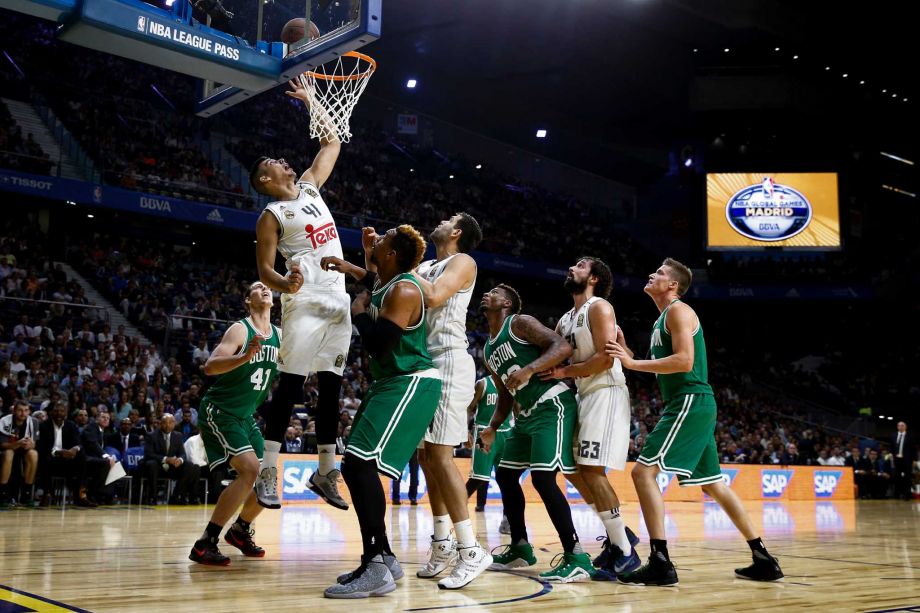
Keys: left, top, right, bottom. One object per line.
{"left": 281, "top": 18, "right": 321, "bottom": 44}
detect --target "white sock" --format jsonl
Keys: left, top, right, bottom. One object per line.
{"left": 599, "top": 507, "right": 631, "bottom": 554}
{"left": 433, "top": 515, "right": 452, "bottom": 541}
{"left": 262, "top": 441, "right": 281, "bottom": 473}
{"left": 454, "top": 519, "right": 475, "bottom": 548}
{"left": 318, "top": 444, "right": 337, "bottom": 474}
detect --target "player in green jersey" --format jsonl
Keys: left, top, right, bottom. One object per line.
{"left": 606, "top": 258, "right": 783, "bottom": 586}
{"left": 189, "top": 282, "right": 280, "bottom": 566}
{"left": 319, "top": 226, "right": 454, "bottom": 598}
{"left": 465, "top": 377, "right": 511, "bottom": 508}
{"left": 479, "top": 284, "right": 595, "bottom": 583}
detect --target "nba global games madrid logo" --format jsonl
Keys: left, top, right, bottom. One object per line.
{"left": 726, "top": 177, "right": 812, "bottom": 241}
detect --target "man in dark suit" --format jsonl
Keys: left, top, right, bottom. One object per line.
{"left": 38, "top": 401, "right": 95, "bottom": 507}
{"left": 81, "top": 411, "right": 116, "bottom": 503}
{"left": 107, "top": 417, "right": 143, "bottom": 502}
{"left": 141, "top": 413, "right": 200, "bottom": 504}
{"left": 892, "top": 422, "right": 915, "bottom": 500}
{"left": 106, "top": 418, "right": 142, "bottom": 457}
{"left": 854, "top": 448, "right": 891, "bottom": 499}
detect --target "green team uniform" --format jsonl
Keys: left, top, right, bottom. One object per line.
{"left": 346, "top": 273, "right": 442, "bottom": 480}
{"left": 470, "top": 377, "right": 513, "bottom": 480}
{"left": 199, "top": 318, "right": 280, "bottom": 469}
{"left": 484, "top": 315, "right": 577, "bottom": 474}
{"left": 637, "top": 299, "right": 722, "bottom": 486}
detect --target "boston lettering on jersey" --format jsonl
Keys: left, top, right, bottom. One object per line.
{"left": 486, "top": 340, "right": 517, "bottom": 374}
{"left": 484, "top": 314, "right": 558, "bottom": 409}
{"left": 248, "top": 344, "right": 279, "bottom": 365}
{"left": 202, "top": 319, "right": 281, "bottom": 418}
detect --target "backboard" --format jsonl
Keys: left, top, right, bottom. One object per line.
{"left": 196, "top": 0, "right": 380, "bottom": 116}
{"left": 0, "top": 0, "right": 380, "bottom": 116}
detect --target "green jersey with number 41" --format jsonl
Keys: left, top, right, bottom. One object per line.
{"left": 201, "top": 318, "right": 281, "bottom": 418}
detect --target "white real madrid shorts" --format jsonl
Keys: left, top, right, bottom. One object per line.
{"left": 574, "top": 385, "right": 631, "bottom": 470}
{"left": 279, "top": 290, "right": 351, "bottom": 377}
{"left": 422, "top": 349, "right": 476, "bottom": 447}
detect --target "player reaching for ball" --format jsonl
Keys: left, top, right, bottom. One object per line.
{"left": 249, "top": 77, "right": 350, "bottom": 511}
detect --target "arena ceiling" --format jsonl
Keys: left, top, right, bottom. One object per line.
{"left": 364, "top": 0, "right": 917, "bottom": 184}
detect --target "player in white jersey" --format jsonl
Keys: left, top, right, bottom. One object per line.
{"left": 366, "top": 212, "right": 491, "bottom": 589}
{"left": 248, "top": 78, "right": 350, "bottom": 511}
{"left": 540, "top": 257, "right": 640, "bottom": 579}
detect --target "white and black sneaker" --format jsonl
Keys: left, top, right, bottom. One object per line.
{"left": 255, "top": 466, "right": 281, "bottom": 509}
{"left": 438, "top": 543, "right": 492, "bottom": 590}
{"left": 417, "top": 534, "right": 457, "bottom": 578}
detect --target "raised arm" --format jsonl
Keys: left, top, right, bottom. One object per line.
{"left": 412, "top": 254, "right": 476, "bottom": 308}
{"left": 607, "top": 302, "right": 696, "bottom": 374}
{"left": 284, "top": 78, "right": 341, "bottom": 189}
{"left": 255, "top": 211, "right": 303, "bottom": 294}
{"left": 203, "top": 323, "right": 263, "bottom": 376}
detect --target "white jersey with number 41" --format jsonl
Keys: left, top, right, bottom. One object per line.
{"left": 264, "top": 181, "right": 345, "bottom": 292}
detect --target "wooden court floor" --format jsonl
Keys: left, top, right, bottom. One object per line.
{"left": 1, "top": 499, "right": 919, "bottom": 612}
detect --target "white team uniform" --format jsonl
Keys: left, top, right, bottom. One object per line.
{"left": 416, "top": 254, "right": 476, "bottom": 446}
{"left": 263, "top": 181, "right": 351, "bottom": 376}
{"left": 558, "top": 296, "right": 631, "bottom": 470}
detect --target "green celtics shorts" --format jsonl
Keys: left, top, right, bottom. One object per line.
{"left": 346, "top": 370, "right": 441, "bottom": 480}
{"left": 199, "top": 400, "right": 264, "bottom": 470}
{"left": 637, "top": 393, "right": 721, "bottom": 486}
{"left": 470, "top": 425, "right": 509, "bottom": 480}
{"left": 498, "top": 388, "right": 577, "bottom": 474}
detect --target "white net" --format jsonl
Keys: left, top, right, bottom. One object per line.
{"left": 299, "top": 51, "right": 376, "bottom": 143}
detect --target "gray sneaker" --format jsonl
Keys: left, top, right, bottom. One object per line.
{"left": 499, "top": 515, "right": 511, "bottom": 535}
{"left": 325, "top": 555, "right": 396, "bottom": 599}
{"left": 309, "top": 468, "right": 349, "bottom": 510}
{"left": 337, "top": 553, "right": 403, "bottom": 583}
{"left": 255, "top": 466, "right": 281, "bottom": 509}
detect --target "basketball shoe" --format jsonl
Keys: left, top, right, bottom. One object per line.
{"left": 189, "top": 538, "right": 231, "bottom": 566}
{"left": 324, "top": 555, "right": 396, "bottom": 599}
{"left": 539, "top": 549, "right": 595, "bottom": 583}
{"left": 338, "top": 553, "right": 403, "bottom": 583}
{"left": 488, "top": 541, "right": 537, "bottom": 570}
{"left": 438, "top": 543, "right": 492, "bottom": 589}
{"left": 592, "top": 541, "right": 641, "bottom": 581}
{"left": 255, "top": 466, "right": 281, "bottom": 509}
{"left": 309, "top": 468, "right": 349, "bottom": 510}
{"left": 735, "top": 551, "right": 784, "bottom": 581}
{"left": 592, "top": 526, "right": 640, "bottom": 568}
{"left": 224, "top": 526, "right": 265, "bottom": 557}
{"left": 417, "top": 534, "right": 457, "bottom": 578}
{"left": 617, "top": 552, "right": 679, "bottom": 586}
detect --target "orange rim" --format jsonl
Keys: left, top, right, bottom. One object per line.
{"left": 304, "top": 51, "right": 377, "bottom": 81}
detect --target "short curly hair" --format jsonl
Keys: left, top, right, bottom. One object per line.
{"left": 578, "top": 256, "right": 613, "bottom": 299}
{"left": 496, "top": 283, "right": 522, "bottom": 314}
{"left": 392, "top": 225, "right": 427, "bottom": 272}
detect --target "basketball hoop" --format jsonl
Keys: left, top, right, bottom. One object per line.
{"left": 299, "top": 51, "right": 376, "bottom": 143}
